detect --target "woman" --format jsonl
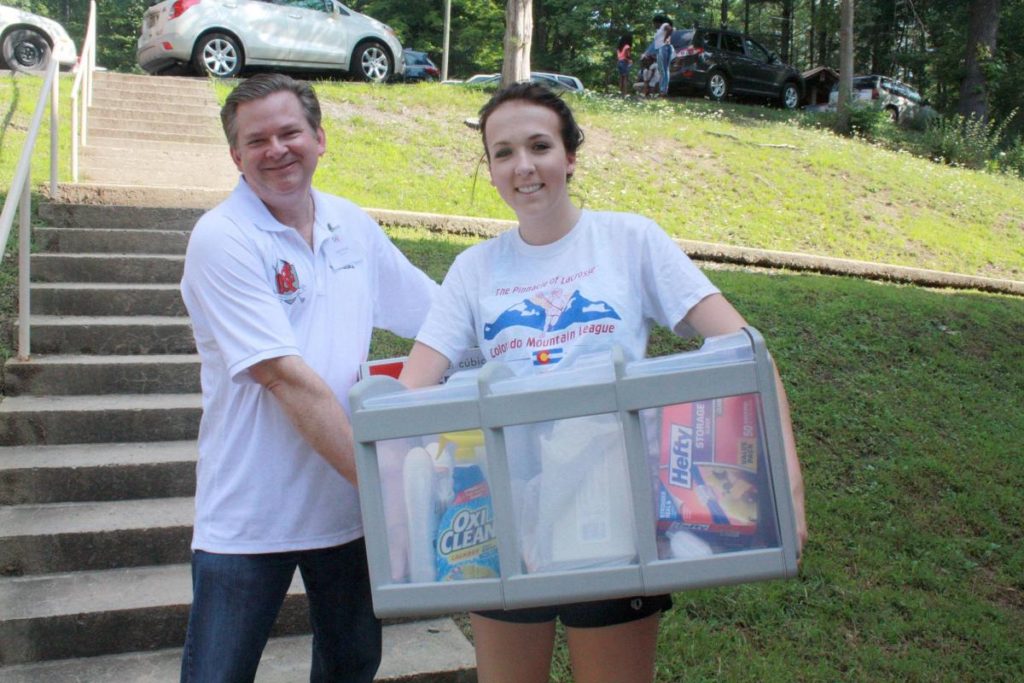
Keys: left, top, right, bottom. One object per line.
{"left": 399, "top": 83, "right": 807, "bottom": 683}
{"left": 652, "top": 14, "right": 674, "bottom": 96}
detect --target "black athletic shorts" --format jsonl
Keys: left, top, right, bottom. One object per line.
{"left": 473, "top": 593, "right": 672, "bottom": 629}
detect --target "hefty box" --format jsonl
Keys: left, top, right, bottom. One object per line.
{"left": 656, "top": 394, "right": 761, "bottom": 536}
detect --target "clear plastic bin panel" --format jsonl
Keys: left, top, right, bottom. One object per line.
{"left": 504, "top": 413, "right": 639, "bottom": 574}
{"left": 375, "top": 430, "right": 500, "bottom": 585}
{"left": 641, "top": 393, "right": 781, "bottom": 560}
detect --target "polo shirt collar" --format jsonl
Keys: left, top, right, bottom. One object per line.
{"left": 231, "top": 177, "right": 326, "bottom": 249}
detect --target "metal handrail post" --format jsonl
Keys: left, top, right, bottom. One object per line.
{"left": 81, "top": 77, "right": 88, "bottom": 147}
{"left": 71, "top": 88, "right": 79, "bottom": 182}
{"left": 50, "top": 67, "right": 59, "bottom": 198}
{"left": 18, "top": 169, "right": 31, "bottom": 361}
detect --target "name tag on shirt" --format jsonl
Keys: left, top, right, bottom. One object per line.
{"left": 325, "top": 238, "right": 363, "bottom": 272}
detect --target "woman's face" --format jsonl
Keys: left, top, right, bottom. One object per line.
{"left": 484, "top": 100, "right": 576, "bottom": 221}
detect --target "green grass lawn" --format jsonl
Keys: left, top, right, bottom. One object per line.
{"left": 3, "top": 74, "right": 1023, "bottom": 680}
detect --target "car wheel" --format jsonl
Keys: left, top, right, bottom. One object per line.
{"left": 352, "top": 41, "right": 392, "bottom": 83}
{"left": 2, "top": 28, "right": 51, "bottom": 73}
{"left": 193, "top": 33, "right": 242, "bottom": 78}
{"left": 780, "top": 81, "right": 800, "bottom": 110}
{"left": 885, "top": 106, "right": 899, "bottom": 123}
{"left": 706, "top": 71, "right": 729, "bottom": 102}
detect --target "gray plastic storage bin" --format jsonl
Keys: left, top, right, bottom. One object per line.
{"left": 349, "top": 327, "right": 799, "bottom": 618}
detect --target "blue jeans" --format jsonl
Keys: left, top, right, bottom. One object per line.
{"left": 180, "top": 538, "right": 382, "bottom": 683}
{"left": 657, "top": 44, "right": 672, "bottom": 94}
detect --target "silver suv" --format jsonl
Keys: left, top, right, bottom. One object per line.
{"left": 830, "top": 75, "right": 925, "bottom": 123}
{"left": 138, "top": 0, "right": 404, "bottom": 81}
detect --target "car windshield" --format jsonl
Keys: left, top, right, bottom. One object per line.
{"left": 407, "top": 53, "right": 431, "bottom": 65}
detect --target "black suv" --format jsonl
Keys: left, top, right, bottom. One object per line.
{"left": 669, "top": 28, "right": 803, "bottom": 109}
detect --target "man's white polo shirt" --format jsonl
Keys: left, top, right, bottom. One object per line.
{"left": 181, "top": 179, "right": 437, "bottom": 554}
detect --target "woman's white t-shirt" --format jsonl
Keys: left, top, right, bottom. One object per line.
{"left": 416, "top": 210, "right": 719, "bottom": 374}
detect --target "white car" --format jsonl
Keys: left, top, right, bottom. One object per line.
{"left": 0, "top": 4, "right": 77, "bottom": 73}
{"left": 829, "top": 75, "right": 927, "bottom": 123}
{"left": 138, "top": 0, "right": 404, "bottom": 81}
{"left": 461, "top": 71, "right": 585, "bottom": 93}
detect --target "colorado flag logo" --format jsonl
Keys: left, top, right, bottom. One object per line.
{"left": 532, "top": 348, "right": 563, "bottom": 366}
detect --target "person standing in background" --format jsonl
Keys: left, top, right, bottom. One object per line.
{"left": 652, "top": 15, "right": 674, "bottom": 97}
{"left": 617, "top": 33, "right": 633, "bottom": 96}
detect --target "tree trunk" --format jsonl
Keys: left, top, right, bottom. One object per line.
{"left": 781, "top": 0, "right": 793, "bottom": 65}
{"left": 722, "top": 0, "right": 729, "bottom": 26}
{"left": 835, "top": 0, "right": 854, "bottom": 134}
{"left": 502, "top": 0, "right": 532, "bottom": 87}
{"left": 957, "top": 0, "right": 1000, "bottom": 123}
{"left": 808, "top": 0, "right": 816, "bottom": 66}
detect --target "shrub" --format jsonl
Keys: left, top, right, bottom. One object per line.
{"left": 996, "top": 136, "right": 1024, "bottom": 177}
{"left": 921, "top": 109, "right": 1018, "bottom": 170}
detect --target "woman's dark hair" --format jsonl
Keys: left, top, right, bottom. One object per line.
{"left": 477, "top": 82, "right": 585, "bottom": 168}
{"left": 618, "top": 33, "right": 633, "bottom": 50}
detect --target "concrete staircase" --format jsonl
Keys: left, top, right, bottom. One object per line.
{"left": 0, "top": 72, "right": 475, "bottom": 681}
{"left": 79, "top": 71, "right": 236, "bottom": 190}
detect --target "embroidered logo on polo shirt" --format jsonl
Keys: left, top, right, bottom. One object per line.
{"left": 274, "top": 259, "right": 301, "bottom": 304}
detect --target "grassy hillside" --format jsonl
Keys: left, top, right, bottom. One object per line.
{"left": 3, "top": 73, "right": 1022, "bottom": 281}
{"left": 288, "top": 82, "right": 1024, "bottom": 282}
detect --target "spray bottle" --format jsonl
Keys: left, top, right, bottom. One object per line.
{"left": 434, "top": 430, "right": 500, "bottom": 581}
{"left": 403, "top": 441, "right": 443, "bottom": 583}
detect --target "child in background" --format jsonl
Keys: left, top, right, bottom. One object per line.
{"left": 399, "top": 82, "right": 807, "bottom": 683}
{"left": 617, "top": 33, "right": 633, "bottom": 96}
{"left": 639, "top": 53, "right": 658, "bottom": 97}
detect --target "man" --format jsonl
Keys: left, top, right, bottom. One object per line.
{"left": 179, "top": 73, "right": 438, "bottom": 682}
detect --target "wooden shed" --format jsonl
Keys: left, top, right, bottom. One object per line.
{"left": 802, "top": 66, "right": 839, "bottom": 106}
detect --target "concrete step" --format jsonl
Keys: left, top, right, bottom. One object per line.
{"left": 89, "top": 81, "right": 216, "bottom": 105}
{"left": 39, "top": 200, "right": 209, "bottom": 229}
{"left": 0, "top": 496, "right": 193, "bottom": 575}
{"left": 0, "top": 393, "right": 201, "bottom": 446}
{"left": 30, "top": 283, "right": 187, "bottom": 317}
{"left": 94, "top": 70, "right": 217, "bottom": 90}
{"left": 0, "top": 618, "right": 475, "bottom": 681}
{"left": 35, "top": 227, "right": 190, "bottom": 254}
{"left": 0, "top": 441, "right": 196, "bottom": 505}
{"left": 95, "top": 70, "right": 212, "bottom": 86}
{"left": 88, "top": 126, "right": 224, "bottom": 146}
{"left": 0, "top": 563, "right": 303, "bottom": 664}
{"left": 31, "top": 253, "right": 184, "bottom": 283}
{"left": 20, "top": 315, "right": 195, "bottom": 355}
{"left": 81, "top": 165, "right": 236, "bottom": 190}
{"left": 88, "top": 110, "right": 221, "bottom": 130}
{"left": 3, "top": 353, "right": 199, "bottom": 396}
{"left": 90, "top": 96, "right": 219, "bottom": 117}
{"left": 83, "top": 138, "right": 227, "bottom": 155}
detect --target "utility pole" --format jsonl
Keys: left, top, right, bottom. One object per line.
{"left": 442, "top": 0, "right": 451, "bottom": 81}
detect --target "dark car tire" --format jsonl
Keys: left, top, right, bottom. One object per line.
{"left": 352, "top": 41, "right": 393, "bottom": 83}
{"left": 885, "top": 106, "right": 899, "bottom": 123}
{"left": 780, "top": 81, "right": 800, "bottom": 110}
{"left": 192, "top": 33, "right": 242, "bottom": 78}
{"left": 706, "top": 71, "right": 729, "bottom": 102}
{"left": 2, "top": 28, "right": 52, "bottom": 73}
